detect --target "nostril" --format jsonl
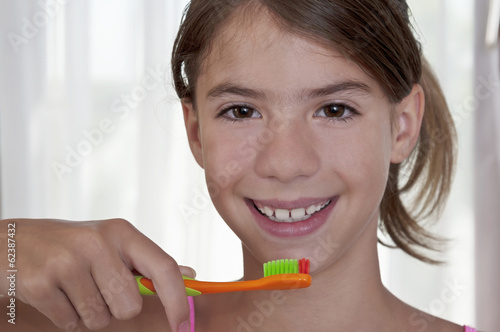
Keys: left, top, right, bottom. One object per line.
{"left": 253, "top": 132, "right": 320, "bottom": 182}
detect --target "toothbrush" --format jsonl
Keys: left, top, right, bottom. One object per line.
{"left": 135, "top": 258, "right": 311, "bottom": 296}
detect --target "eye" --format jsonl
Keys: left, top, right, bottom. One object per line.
{"left": 317, "top": 104, "right": 347, "bottom": 118}
{"left": 218, "top": 105, "right": 262, "bottom": 121}
{"left": 314, "top": 103, "right": 358, "bottom": 122}
{"left": 231, "top": 106, "right": 256, "bottom": 118}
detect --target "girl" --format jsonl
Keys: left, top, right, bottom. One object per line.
{"left": 0, "top": 0, "right": 476, "bottom": 331}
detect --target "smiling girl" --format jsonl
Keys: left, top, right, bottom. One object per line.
{"left": 0, "top": 0, "right": 475, "bottom": 331}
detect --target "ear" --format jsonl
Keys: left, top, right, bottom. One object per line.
{"left": 390, "top": 84, "right": 425, "bottom": 164}
{"left": 181, "top": 99, "right": 204, "bottom": 168}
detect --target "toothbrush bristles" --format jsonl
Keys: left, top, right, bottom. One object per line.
{"left": 263, "top": 258, "right": 310, "bottom": 277}
{"left": 299, "top": 258, "right": 310, "bottom": 274}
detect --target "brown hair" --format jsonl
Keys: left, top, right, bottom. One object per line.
{"left": 171, "top": 0, "right": 456, "bottom": 263}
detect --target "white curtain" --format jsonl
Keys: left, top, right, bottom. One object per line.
{"left": 0, "top": 0, "right": 479, "bottom": 327}
{"left": 474, "top": 0, "right": 500, "bottom": 331}
{"left": 0, "top": 0, "right": 243, "bottom": 283}
{"left": 380, "top": 0, "right": 477, "bottom": 327}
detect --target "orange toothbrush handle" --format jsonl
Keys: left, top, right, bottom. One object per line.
{"left": 183, "top": 273, "right": 311, "bottom": 294}
{"left": 136, "top": 274, "right": 311, "bottom": 296}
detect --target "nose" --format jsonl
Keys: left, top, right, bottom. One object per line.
{"left": 254, "top": 118, "right": 320, "bottom": 183}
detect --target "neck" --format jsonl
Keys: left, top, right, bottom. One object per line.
{"left": 236, "top": 219, "right": 396, "bottom": 331}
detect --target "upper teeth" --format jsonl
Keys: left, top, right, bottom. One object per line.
{"left": 256, "top": 200, "right": 331, "bottom": 223}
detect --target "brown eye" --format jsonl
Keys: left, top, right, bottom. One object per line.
{"left": 322, "top": 104, "right": 346, "bottom": 118}
{"left": 218, "top": 104, "right": 262, "bottom": 122}
{"left": 232, "top": 106, "right": 255, "bottom": 118}
{"left": 313, "top": 103, "right": 358, "bottom": 123}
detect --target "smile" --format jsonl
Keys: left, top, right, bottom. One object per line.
{"left": 253, "top": 199, "right": 332, "bottom": 223}
{"left": 246, "top": 196, "right": 338, "bottom": 237}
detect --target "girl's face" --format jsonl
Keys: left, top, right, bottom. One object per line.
{"left": 183, "top": 9, "right": 421, "bottom": 274}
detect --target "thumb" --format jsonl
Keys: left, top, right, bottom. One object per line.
{"left": 178, "top": 265, "right": 196, "bottom": 279}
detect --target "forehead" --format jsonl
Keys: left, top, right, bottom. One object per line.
{"left": 197, "top": 6, "right": 384, "bottom": 101}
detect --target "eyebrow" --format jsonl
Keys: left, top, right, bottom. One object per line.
{"left": 206, "top": 80, "right": 373, "bottom": 101}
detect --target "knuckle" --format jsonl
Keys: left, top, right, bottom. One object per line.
{"left": 49, "top": 250, "right": 82, "bottom": 279}
{"left": 112, "top": 299, "right": 143, "bottom": 321}
{"left": 62, "top": 321, "right": 80, "bottom": 332}
{"left": 38, "top": 298, "right": 80, "bottom": 330}
{"left": 56, "top": 318, "right": 80, "bottom": 331}
{"left": 84, "top": 315, "right": 111, "bottom": 331}
{"left": 107, "top": 218, "right": 133, "bottom": 231}
{"left": 76, "top": 224, "right": 108, "bottom": 253}
{"left": 76, "top": 295, "right": 109, "bottom": 324}
{"left": 19, "top": 277, "right": 51, "bottom": 304}
{"left": 155, "top": 256, "right": 179, "bottom": 276}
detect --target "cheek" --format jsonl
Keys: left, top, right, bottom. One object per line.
{"left": 324, "top": 118, "right": 393, "bottom": 200}
{"left": 199, "top": 125, "right": 254, "bottom": 199}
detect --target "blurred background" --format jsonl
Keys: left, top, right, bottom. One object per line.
{"left": 0, "top": 0, "right": 498, "bottom": 330}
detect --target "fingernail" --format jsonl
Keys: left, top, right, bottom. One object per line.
{"left": 180, "top": 265, "right": 197, "bottom": 278}
{"left": 189, "top": 267, "right": 197, "bottom": 278}
{"left": 178, "top": 320, "right": 190, "bottom": 332}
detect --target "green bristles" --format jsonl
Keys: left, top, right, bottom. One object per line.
{"left": 263, "top": 259, "right": 299, "bottom": 277}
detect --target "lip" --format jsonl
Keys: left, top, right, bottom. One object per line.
{"left": 245, "top": 196, "right": 338, "bottom": 238}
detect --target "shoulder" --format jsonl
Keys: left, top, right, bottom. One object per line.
{"left": 394, "top": 298, "right": 465, "bottom": 332}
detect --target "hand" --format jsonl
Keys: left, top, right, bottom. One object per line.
{"left": 0, "top": 219, "right": 195, "bottom": 331}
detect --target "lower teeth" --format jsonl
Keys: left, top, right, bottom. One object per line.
{"left": 268, "top": 214, "right": 312, "bottom": 223}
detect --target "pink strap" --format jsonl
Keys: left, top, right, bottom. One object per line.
{"left": 188, "top": 296, "right": 195, "bottom": 332}
{"left": 464, "top": 326, "right": 477, "bottom": 332}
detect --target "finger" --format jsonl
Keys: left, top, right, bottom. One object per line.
{"left": 79, "top": 219, "right": 144, "bottom": 322}
{"left": 179, "top": 265, "right": 197, "bottom": 279}
{"left": 60, "top": 273, "right": 111, "bottom": 330}
{"left": 91, "top": 261, "right": 143, "bottom": 322}
{"left": 149, "top": 259, "right": 191, "bottom": 332}
{"left": 122, "top": 237, "right": 190, "bottom": 332}
{"left": 27, "top": 287, "right": 80, "bottom": 330}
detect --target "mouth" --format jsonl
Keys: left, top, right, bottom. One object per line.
{"left": 253, "top": 199, "right": 332, "bottom": 223}
{"left": 246, "top": 196, "right": 337, "bottom": 237}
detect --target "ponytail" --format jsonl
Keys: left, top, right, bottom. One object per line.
{"left": 378, "top": 57, "right": 457, "bottom": 263}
